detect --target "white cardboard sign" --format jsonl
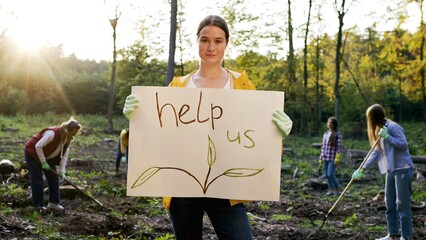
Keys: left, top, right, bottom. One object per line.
{"left": 127, "top": 86, "right": 284, "bottom": 201}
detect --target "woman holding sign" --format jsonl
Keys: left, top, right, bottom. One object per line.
{"left": 123, "top": 15, "right": 293, "bottom": 239}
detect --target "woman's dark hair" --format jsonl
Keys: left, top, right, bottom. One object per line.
{"left": 328, "top": 117, "right": 339, "bottom": 147}
{"left": 328, "top": 117, "right": 339, "bottom": 130}
{"left": 196, "top": 15, "right": 229, "bottom": 43}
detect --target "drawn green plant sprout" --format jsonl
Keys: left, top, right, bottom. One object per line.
{"left": 131, "top": 135, "right": 264, "bottom": 194}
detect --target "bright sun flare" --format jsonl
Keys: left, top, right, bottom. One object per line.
{"left": 7, "top": 2, "right": 52, "bottom": 53}
{"left": 11, "top": 25, "right": 45, "bottom": 52}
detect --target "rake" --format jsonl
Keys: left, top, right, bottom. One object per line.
{"left": 307, "top": 137, "right": 381, "bottom": 239}
{"left": 47, "top": 168, "right": 106, "bottom": 209}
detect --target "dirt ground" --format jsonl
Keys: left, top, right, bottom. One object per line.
{"left": 1, "top": 134, "right": 425, "bottom": 240}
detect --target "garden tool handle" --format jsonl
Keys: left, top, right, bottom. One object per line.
{"left": 47, "top": 168, "right": 105, "bottom": 208}
{"left": 355, "top": 136, "right": 381, "bottom": 171}
{"left": 324, "top": 136, "right": 381, "bottom": 219}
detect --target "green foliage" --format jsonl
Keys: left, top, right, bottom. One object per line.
{"left": 107, "top": 231, "right": 125, "bottom": 239}
{"left": 75, "top": 235, "right": 100, "bottom": 240}
{"left": 348, "top": 183, "right": 383, "bottom": 201}
{"left": 123, "top": 219, "right": 175, "bottom": 240}
{"left": 154, "top": 233, "right": 175, "bottom": 240}
{"left": 366, "top": 225, "right": 388, "bottom": 232}
{"left": 61, "top": 75, "right": 109, "bottom": 114}
{"left": 344, "top": 213, "right": 387, "bottom": 233}
{"left": 26, "top": 211, "right": 63, "bottom": 239}
{"left": 257, "top": 202, "right": 271, "bottom": 211}
{"left": 270, "top": 214, "right": 292, "bottom": 221}
{"left": 284, "top": 135, "right": 321, "bottom": 157}
{"left": 403, "top": 122, "right": 426, "bottom": 155}
{"left": 0, "top": 84, "right": 26, "bottom": 115}
{"left": 299, "top": 218, "right": 319, "bottom": 229}
{"left": 0, "top": 112, "right": 424, "bottom": 239}
{"left": 1, "top": 18, "right": 426, "bottom": 127}
{"left": 137, "top": 197, "right": 165, "bottom": 217}
{"left": 96, "top": 179, "right": 126, "bottom": 197}
{"left": 26, "top": 210, "right": 42, "bottom": 222}
{"left": 0, "top": 113, "right": 128, "bottom": 141}
{"left": 339, "top": 83, "right": 368, "bottom": 126}
{"left": 0, "top": 41, "right": 113, "bottom": 115}
{"left": 115, "top": 41, "right": 167, "bottom": 111}
{"left": 343, "top": 213, "right": 359, "bottom": 227}
{"left": 412, "top": 181, "right": 426, "bottom": 203}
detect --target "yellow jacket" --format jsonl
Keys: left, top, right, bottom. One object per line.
{"left": 163, "top": 69, "right": 256, "bottom": 209}
{"left": 120, "top": 129, "right": 129, "bottom": 154}
{"left": 168, "top": 69, "right": 256, "bottom": 90}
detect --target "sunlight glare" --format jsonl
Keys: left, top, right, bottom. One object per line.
{"left": 8, "top": 1, "right": 53, "bottom": 53}
{"left": 11, "top": 24, "right": 45, "bottom": 53}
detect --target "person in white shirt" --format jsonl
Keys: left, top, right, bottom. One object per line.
{"left": 24, "top": 117, "right": 82, "bottom": 211}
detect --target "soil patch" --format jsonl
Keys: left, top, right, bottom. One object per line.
{"left": 1, "top": 135, "right": 425, "bottom": 239}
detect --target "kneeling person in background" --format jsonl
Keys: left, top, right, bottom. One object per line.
{"left": 115, "top": 128, "right": 129, "bottom": 172}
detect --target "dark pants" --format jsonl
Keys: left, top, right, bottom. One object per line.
{"left": 24, "top": 149, "right": 60, "bottom": 207}
{"left": 115, "top": 138, "right": 128, "bottom": 172}
{"left": 169, "top": 197, "right": 253, "bottom": 240}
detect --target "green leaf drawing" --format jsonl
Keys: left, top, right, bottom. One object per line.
{"left": 131, "top": 167, "right": 160, "bottom": 189}
{"left": 223, "top": 168, "right": 264, "bottom": 177}
{"left": 131, "top": 135, "right": 264, "bottom": 194}
{"left": 207, "top": 135, "right": 216, "bottom": 167}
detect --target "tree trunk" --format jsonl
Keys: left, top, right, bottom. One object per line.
{"left": 420, "top": 0, "right": 426, "bottom": 121}
{"left": 287, "top": 0, "right": 297, "bottom": 132}
{"left": 421, "top": 31, "right": 426, "bottom": 121}
{"left": 315, "top": 36, "right": 321, "bottom": 135}
{"left": 314, "top": 3, "right": 324, "bottom": 135}
{"left": 334, "top": 0, "right": 346, "bottom": 120}
{"left": 399, "top": 76, "right": 403, "bottom": 121}
{"left": 287, "top": 0, "right": 296, "bottom": 86}
{"left": 107, "top": 18, "right": 118, "bottom": 132}
{"left": 302, "top": 0, "right": 312, "bottom": 133}
{"left": 166, "top": 0, "right": 178, "bottom": 85}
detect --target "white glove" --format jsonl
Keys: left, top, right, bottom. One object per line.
{"left": 272, "top": 110, "right": 293, "bottom": 139}
{"left": 123, "top": 94, "right": 139, "bottom": 119}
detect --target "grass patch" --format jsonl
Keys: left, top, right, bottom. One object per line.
{"left": 412, "top": 182, "right": 426, "bottom": 203}
{"left": 270, "top": 214, "right": 292, "bottom": 221}
{"left": 0, "top": 113, "right": 128, "bottom": 143}
{"left": 343, "top": 213, "right": 359, "bottom": 227}
{"left": 344, "top": 213, "right": 387, "bottom": 233}
{"left": 366, "top": 224, "right": 387, "bottom": 232}
{"left": 257, "top": 202, "right": 271, "bottom": 211}
{"left": 0, "top": 114, "right": 424, "bottom": 239}
{"left": 97, "top": 179, "right": 127, "bottom": 197}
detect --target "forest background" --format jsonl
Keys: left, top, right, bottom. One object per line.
{"left": 0, "top": 0, "right": 425, "bottom": 137}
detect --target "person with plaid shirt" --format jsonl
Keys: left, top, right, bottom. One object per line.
{"left": 319, "top": 117, "right": 342, "bottom": 196}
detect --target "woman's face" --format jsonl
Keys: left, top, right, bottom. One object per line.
{"left": 327, "top": 120, "right": 334, "bottom": 130}
{"left": 66, "top": 128, "right": 79, "bottom": 143}
{"left": 198, "top": 25, "right": 227, "bottom": 66}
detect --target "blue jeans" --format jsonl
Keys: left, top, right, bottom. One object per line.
{"left": 24, "top": 149, "right": 60, "bottom": 207}
{"left": 115, "top": 138, "right": 128, "bottom": 171}
{"left": 385, "top": 168, "right": 413, "bottom": 239}
{"left": 169, "top": 197, "right": 253, "bottom": 240}
{"left": 323, "top": 160, "right": 340, "bottom": 190}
